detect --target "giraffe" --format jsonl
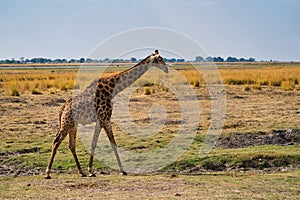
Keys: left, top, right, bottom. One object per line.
{"left": 45, "top": 50, "right": 168, "bottom": 179}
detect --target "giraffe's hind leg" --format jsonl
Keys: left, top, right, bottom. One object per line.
{"left": 68, "top": 127, "right": 86, "bottom": 177}
{"left": 88, "top": 122, "right": 101, "bottom": 177}
{"left": 45, "top": 128, "right": 68, "bottom": 179}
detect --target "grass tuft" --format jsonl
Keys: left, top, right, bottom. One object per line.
{"left": 143, "top": 87, "right": 151, "bottom": 95}
{"left": 244, "top": 85, "right": 251, "bottom": 91}
{"left": 193, "top": 80, "right": 200, "bottom": 87}
{"left": 281, "top": 80, "right": 295, "bottom": 91}
{"left": 9, "top": 88, "right": 20, "bottom": 96}
{"left": 31, "top": 88, "right": 43, "bottom": 95}
{"left": 49, "top": 87, "right": 57, "bottom": 94}
{"left": 253, "top": 84, "right": 262, "bottom": 90}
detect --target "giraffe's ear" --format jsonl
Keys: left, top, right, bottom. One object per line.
{"left": 154, "top": 50, "right": 159, "bottom": 55}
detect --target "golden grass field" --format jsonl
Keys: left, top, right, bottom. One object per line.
{"left": 1, "top": 63, "right": 299, "bottom": 96}
{"left": 0, "top": 62, "right": 299, "bottom": 199}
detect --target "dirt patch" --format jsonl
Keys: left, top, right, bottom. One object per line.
{"left": 217, "top": 129, "right": 300, "bottom": 148}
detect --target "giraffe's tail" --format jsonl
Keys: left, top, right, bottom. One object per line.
{"left": 55, "top": 100, "right": 67, "bottom": 137}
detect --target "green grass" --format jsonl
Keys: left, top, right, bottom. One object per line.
{"left": 2, "top": 130, "right": 298, "bottom": 175}
{"left": 162, "top": 145, "right": 300, "bottom": 172}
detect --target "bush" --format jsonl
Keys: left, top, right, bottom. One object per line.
{"left": 244, "top": 85, "right": 251, "bottom": 91}
{"left": 49, "top": 87, "right": 56, "bottom": 94}
{"left": 143, "top": 87, "right": 151, "bottom": 95}
{"left": 193, "top": 80, "right": 200, "bottom": 87}
{"left": 10, "top": 88, "right": 20, "bottom": 96}
{"left": 31, "top": 88, "right": 43, "bottom": 95}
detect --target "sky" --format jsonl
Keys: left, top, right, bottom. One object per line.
{"left": 0, "top": 0, "right": 300, "bottom": 61}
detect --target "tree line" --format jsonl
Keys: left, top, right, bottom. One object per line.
{"left": 195, "top": 56, "right": 255, "bottom": 62}
{"left": 0, "top": 56, "right": 256, "bottom": 64}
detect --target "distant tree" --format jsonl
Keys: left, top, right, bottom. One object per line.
{"left": 195, "top": 56, "right": 204, "bottom": 62}
{"left": 69, "top": 59, "right": 77, "bottom": 63}
{"left": 130, "top": 57, "right": 137, "bottom": 62}
{"left": 226, "top": 56, "right": 238, "bottom": 62}
{"left": 206, "top": 56, "right": 213, "bottom": 62}
{"left": 213, "top": 56, "right": 224, "bottom": 62}
{"left": 4, "top": 59, "right": 12, "bottom": 64}
{"left": 164, "top": 58, "right": 177, "bottom": 62}
{"left": 86, "top": 58, "right": 93, "bottom": 63}
{"left": 176, "top": 58, "right": 185, "bottom": 62}
{"left": 248, "top": 57, "right": 255, "bottom": 62}
{"left": 239, "top": 57, "right": 255, "bottom": 62}
{"left": 19, "top": 57, "right": 24, "bottom": 63}
{"left": 239, "top": 57, "right": 246, "bottom": 62}
{"left": 30, "top": 58, "right": 37, "bottom": 63}
{"left": 79, "top": 58, "right": 85, "bottom": 63}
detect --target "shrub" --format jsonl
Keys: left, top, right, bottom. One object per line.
{"left": 193, "top": 80, "right": 200, "bottom": 87}
{"left": 143, "top": 87, "right": 151, "bottom": 95}
{"left": 31, "top": 88, "right": 43, "bottom": 95}
{"left": 49, "top": 87, "right": 56, "bottom": 94}
{"left": 9, "top": 88, "right": 20, "bottom": 96}
{"left": 244, "top": 85, "right": 251, "bottom": 91}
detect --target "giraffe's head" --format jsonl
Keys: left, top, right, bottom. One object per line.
{"left": 149, "top": 50, "right": 168, "bottom": 73}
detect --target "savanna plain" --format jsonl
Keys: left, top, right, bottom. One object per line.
{"left": 0, "top": 62, "right": 299, "bottom": 199}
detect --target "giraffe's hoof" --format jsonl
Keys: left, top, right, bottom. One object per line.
{"left": 88, "top": 173, "right": 96, "bottom": 177}
{"left": 81, "top": 173, "right": 87, "bottom": 177}
{"left": 121, "top": 171, "right": 127, "bottom": 176}
{"left": 45, "top": 175, "right": 52, "bottom": 179}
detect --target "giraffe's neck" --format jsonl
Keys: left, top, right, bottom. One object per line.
{"left": 113, "top": 61, "right": 151, "bottom": 96}
{"left": 77, "top": 79, "right": 99, "bottom": 98}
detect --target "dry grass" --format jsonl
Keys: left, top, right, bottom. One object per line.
{"left": 0, "top": 70, "right": 76, "bottom": 95}
{"left": 221, "top": 66, "right": 300, "bottom": 87}
{"left": 1, "top": 64, "right": 299, "bottom": 96}
{"left": 178, "top": 65, "right": 300, "bottom": 90}
{"left": 0, "top": 171, "right": 299, "bottom": 199}
{"left": 0, "top": 69, "right": 118, "bottom": 96}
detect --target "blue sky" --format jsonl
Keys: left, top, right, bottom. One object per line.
{"left": 0, "top": 0, "right": 299, "bottom": 61}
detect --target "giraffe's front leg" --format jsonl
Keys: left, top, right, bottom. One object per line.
{"left": 88, "top": 123, "right": 101, "bottom": 177}
{"left": 103, "top": 120, "right": 127, "bottom": 175}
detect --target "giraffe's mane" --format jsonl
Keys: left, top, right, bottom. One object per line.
{"left": 118, "top": 54, "right": 152, "bottom": 75}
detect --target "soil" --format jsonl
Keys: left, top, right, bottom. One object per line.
{"left": 217, "top": 129, "right": 300, "bottom": 148}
